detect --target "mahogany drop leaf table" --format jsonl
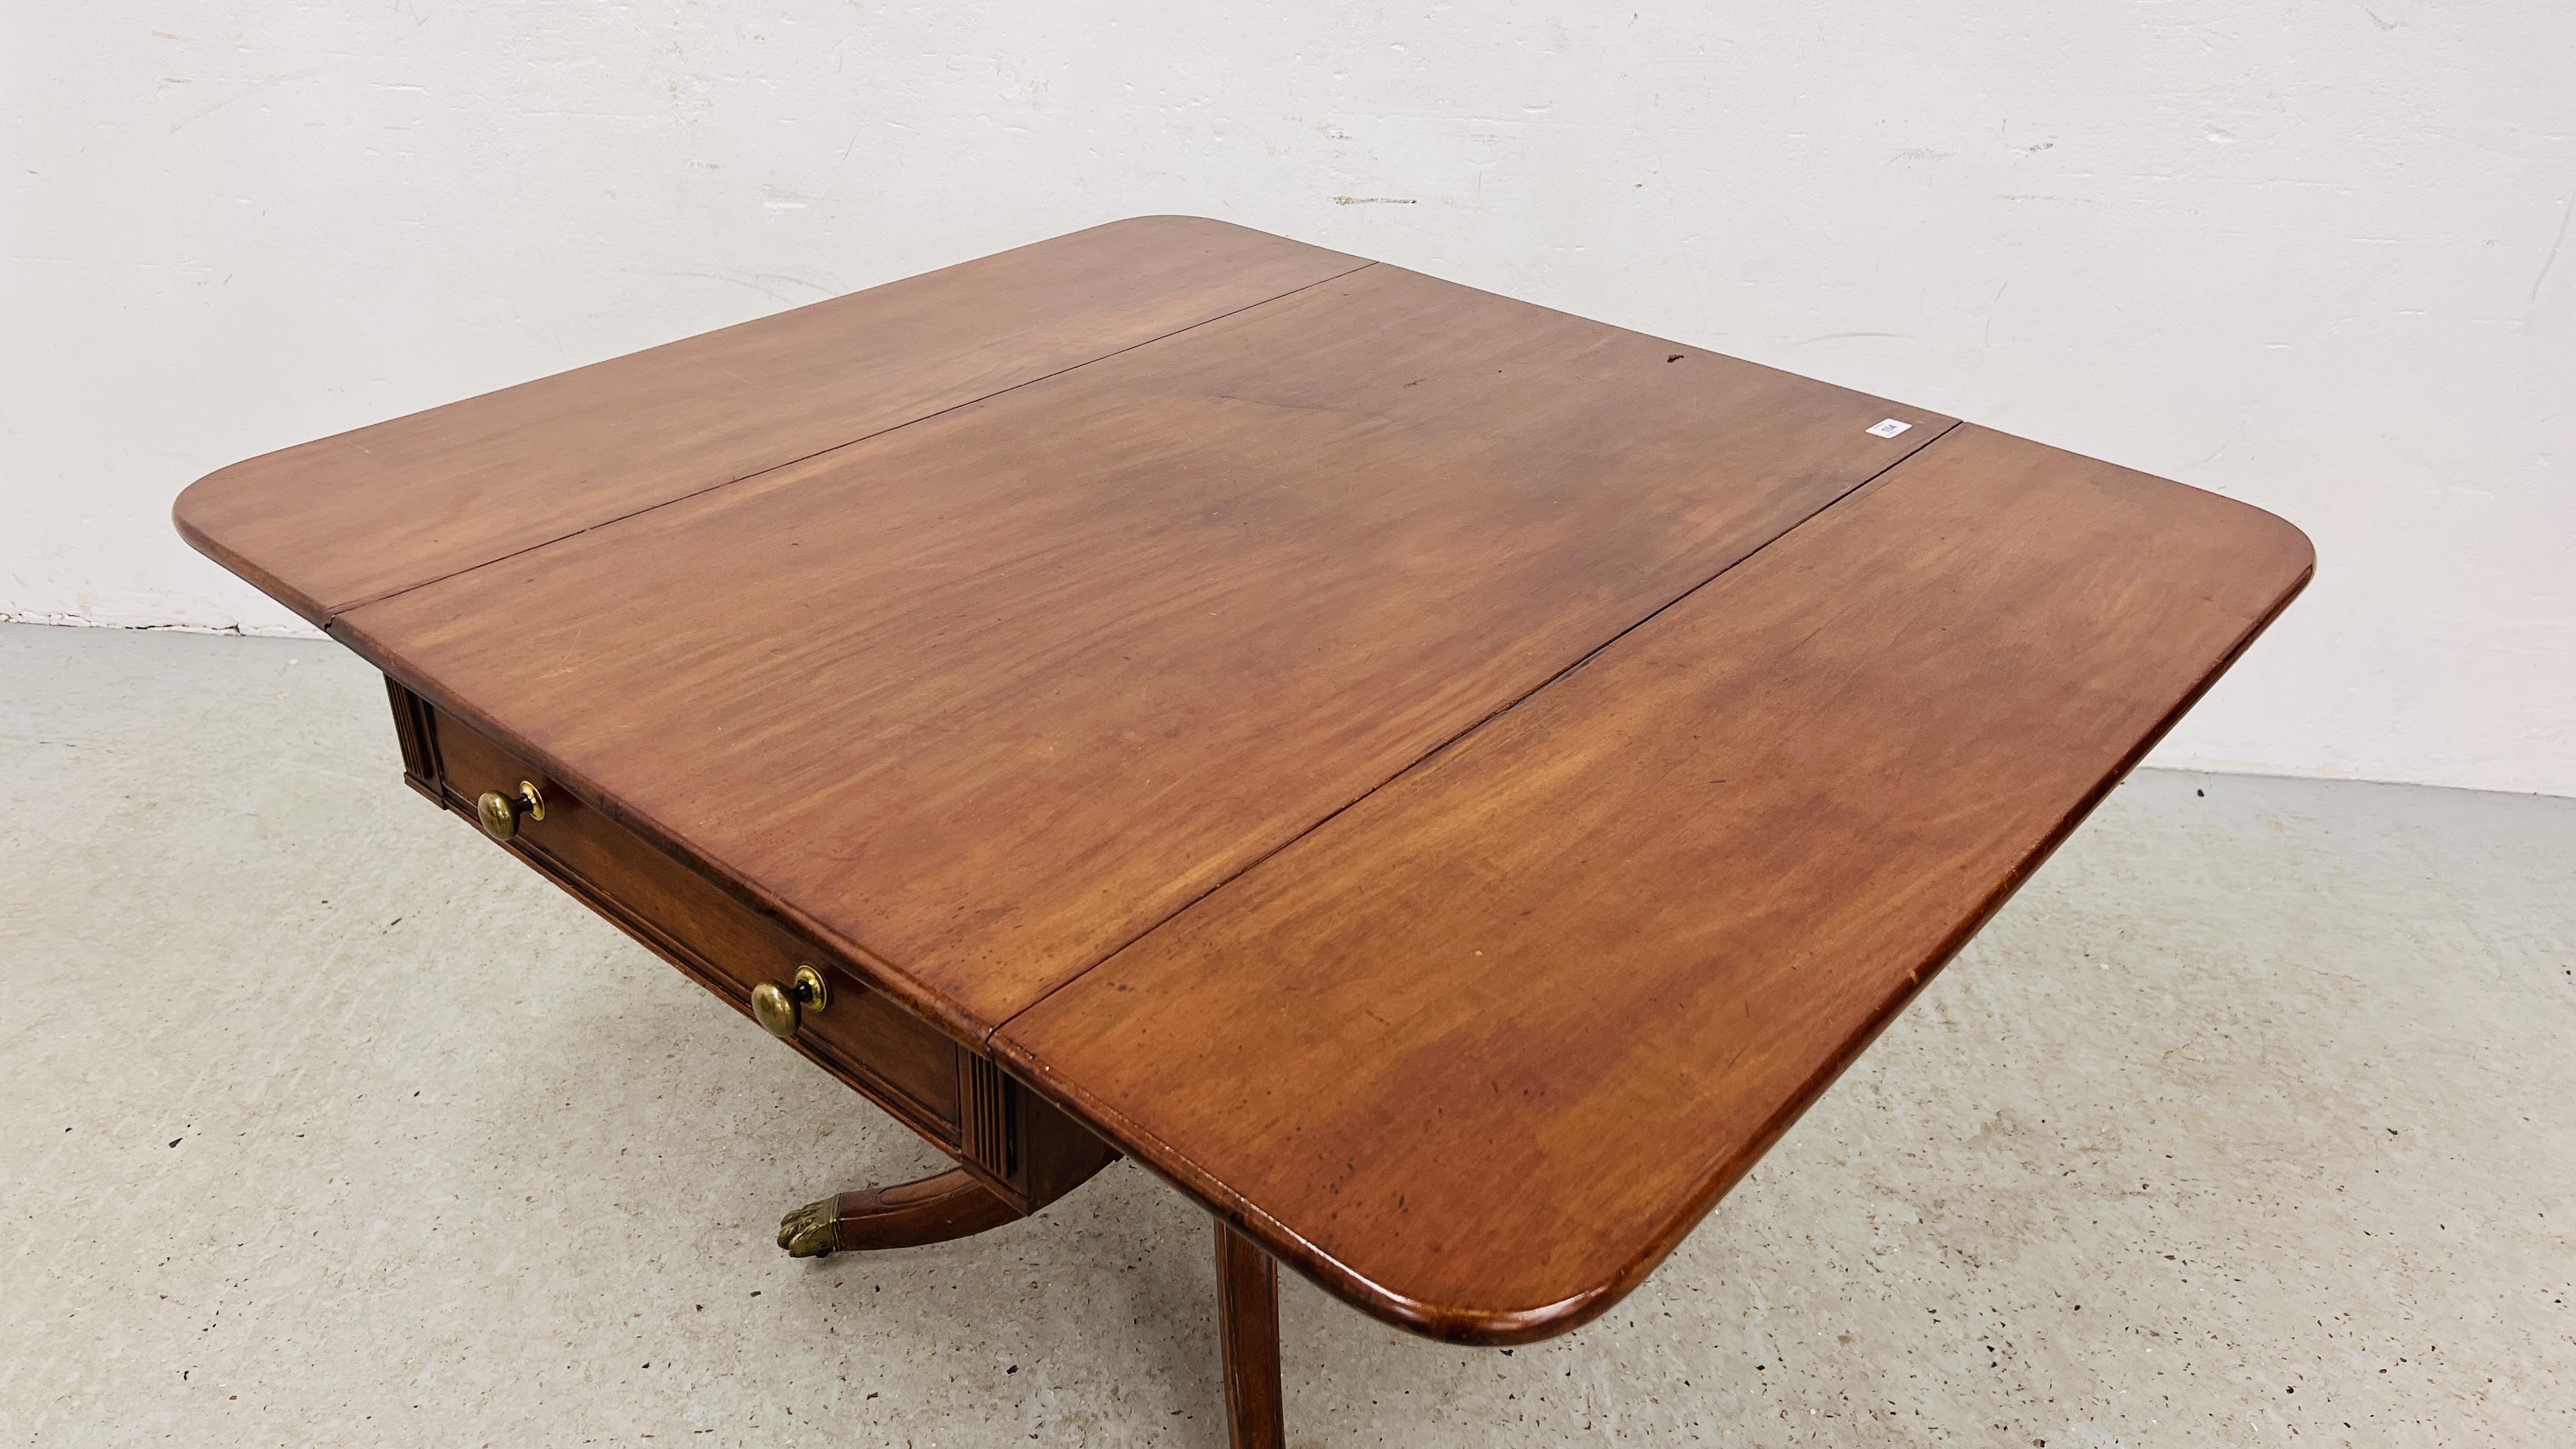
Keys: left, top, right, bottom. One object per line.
{"left": 174, "top": 217, "right": 2312, "bottom": 1445}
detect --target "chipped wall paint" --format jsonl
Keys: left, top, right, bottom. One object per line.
{"left": 4, "top": 3, "right": 2570, "bottom": 793}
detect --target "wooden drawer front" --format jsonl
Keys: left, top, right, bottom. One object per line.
{"left": 387, "top": 680, "right": 1118, "bottom": 1212}
{"left": 406, "top": 686, "right": 965, "bottom": 1144}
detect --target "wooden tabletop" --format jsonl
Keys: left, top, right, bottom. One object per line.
{"left": 176, "top": 217, "right": 2312, "bottom": 1344}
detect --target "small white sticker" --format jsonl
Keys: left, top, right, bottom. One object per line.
{"left": 1866, "top": 418, "right": 1912, "bottom": 438}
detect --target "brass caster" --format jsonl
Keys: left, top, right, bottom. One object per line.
{"left": 779, "top": 1197, "right": 841, "bottom": 1258}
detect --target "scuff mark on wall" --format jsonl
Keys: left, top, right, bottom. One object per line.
{"left": 2529, "top": 189, "right": 2575, "bottom": 306}
{"left": 168, "top": 65, "right": 332, "bottom": 135}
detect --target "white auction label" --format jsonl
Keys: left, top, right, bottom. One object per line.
{"left": 1866, "top": 418, "right": 1912, "bottom": 438}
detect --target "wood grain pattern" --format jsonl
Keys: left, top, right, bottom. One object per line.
{"left": 413, "top": 691, "right": 1127, "bottom": 1213}
{"left": 1015, "top": 1062, "right": 1123, "bottom": 1213}
{"left": 1216, "top": 1223, "right": 1285, "bottom": 1449}
{"left": 174, "top": 216, "right": 1365, "bottom": 623}
{"left": 994, "top": 425, "right": 2313, "bottom": 1344}
{"left": 185, "top": 220, "right": 2312, "bottom": 1367}
{"left": 424, "top": 699, "right": 969, "bottom": 1140}
{"left": 329, "top": 261, "right": 1952, "bottom": 1039}
{"left": 829, "top": 1169, "right": 1026, "bottom": 1252}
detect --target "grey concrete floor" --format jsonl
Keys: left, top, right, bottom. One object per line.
{"left": 1, "top": 622, "right": 2570, "bottom": 1447}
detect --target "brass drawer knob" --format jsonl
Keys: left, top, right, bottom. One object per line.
{"left": 752, "top": 965, "right": 831, "bottom": 1039}
{"left": 474, "top": 781, "right": 546, "bottom": 841}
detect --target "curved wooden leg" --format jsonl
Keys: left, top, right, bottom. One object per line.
{"left": 777, "top": 1167, "right": 1025, "bottom": 1257}
{"left": 1216, "top": 1220, "right": 1285, "bottom": 1449}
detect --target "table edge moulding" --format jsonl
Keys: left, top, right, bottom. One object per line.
{"left": 171, "top": 215, "right": 2313, "bottom": 1445}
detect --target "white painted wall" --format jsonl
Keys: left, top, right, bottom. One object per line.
{"left": 6, "top": 4, "right": 2570, "bottom": 795}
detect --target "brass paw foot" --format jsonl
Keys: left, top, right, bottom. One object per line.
{"left": 778, "top": 1197, "right": 841, "bottom": 1257}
